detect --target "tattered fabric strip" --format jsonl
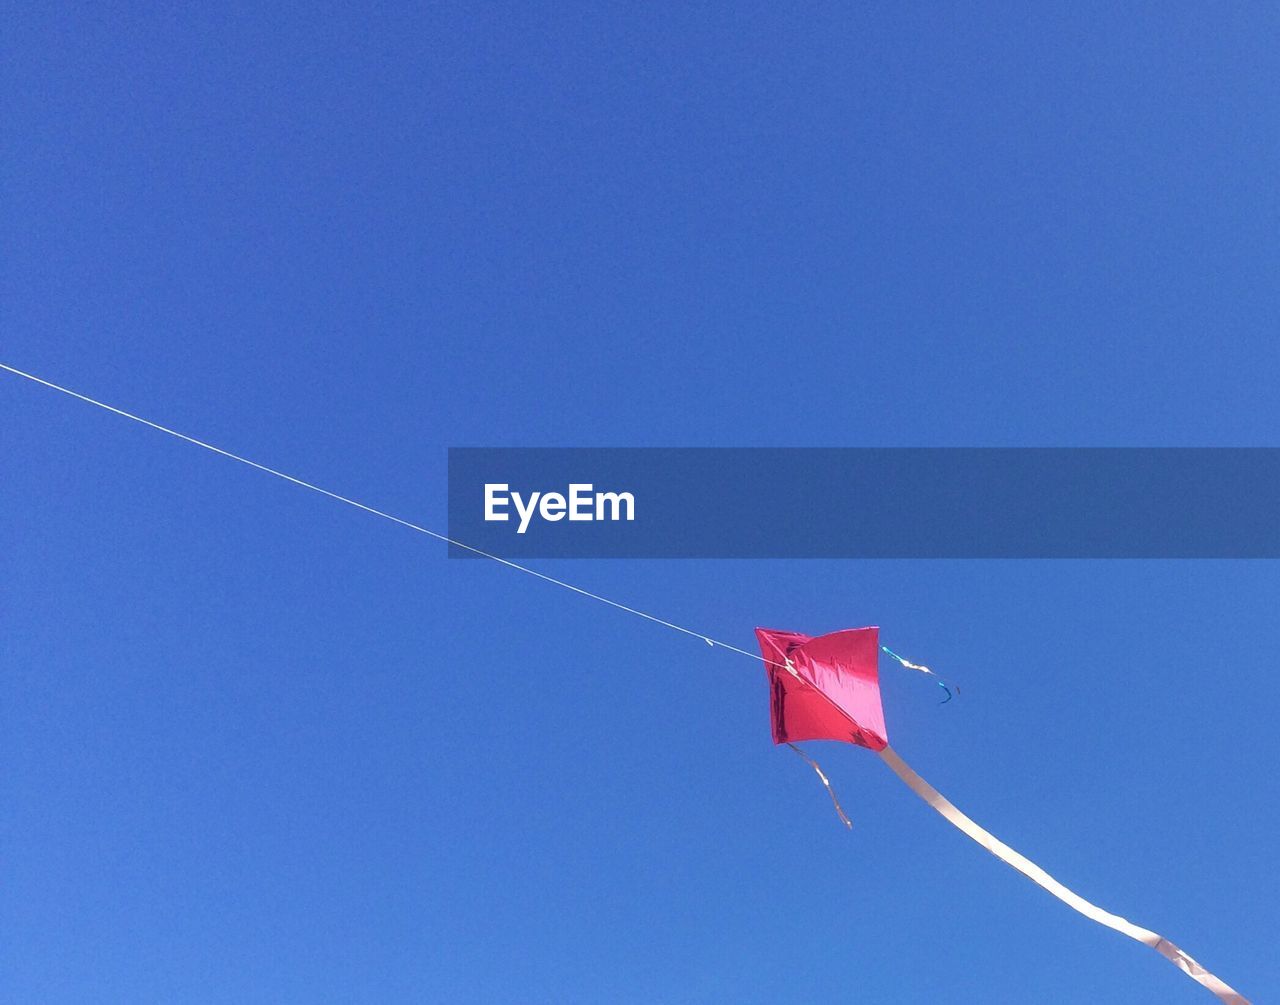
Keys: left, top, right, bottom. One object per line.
{"left": 786, "top": 742, "right": 853, "bottom": 828}
{"left": 881, "top": 645, "right": 955, "bottom": 703}
{"left": 878, "top": 746, "right": 1249, "bottom": 1005}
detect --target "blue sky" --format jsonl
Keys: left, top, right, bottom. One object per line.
{"left": 3, "top": 5, "right": 1277, "bottom": 1002}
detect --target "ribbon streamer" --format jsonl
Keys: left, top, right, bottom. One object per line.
{"left": 878, "top": 746, "right": 1249, "bottom": 1004}
{"left": 787, "top": 743, "right": 853, "bottom": 829}
{"left": 881, "top": 645, "right": 955, "bottom": 703}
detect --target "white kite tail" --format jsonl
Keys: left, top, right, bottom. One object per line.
{"left": 878, "top": 746, "right": 1249, "bottom": 1005}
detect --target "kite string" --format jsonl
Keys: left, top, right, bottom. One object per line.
{"left": 0, "top": 361, "right": 946, "bottom": 688}
{"left": 0, "top": 361, "right": 765, "bottom": 663}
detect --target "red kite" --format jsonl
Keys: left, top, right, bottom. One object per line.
{"left": 756, "top": 625, "right": 887, "bottom": 749}
{"left": 0, "top": 364, "right": 1249, "bottom": 1005}
{"left": 756, "top": 625, "right": 1248, "bottom": 1005}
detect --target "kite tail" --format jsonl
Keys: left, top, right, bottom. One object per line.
{"left": 877, "top": 746, "right": 1249, "bottom": 1005}
{"left": 786, "top": 743, "right": 853, "bottom": 829}
{"left": 881, "top": 646, "right": 954, "bottom": 703}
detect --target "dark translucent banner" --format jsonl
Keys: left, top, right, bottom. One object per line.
{"left": 446, "top": 448, "right": 1280, "bottom": 558}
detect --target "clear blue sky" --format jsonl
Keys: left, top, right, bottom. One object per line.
{"left": 3, "top": 5, "right": 1277, "bottom": 1003}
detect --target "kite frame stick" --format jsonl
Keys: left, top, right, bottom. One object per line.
{"left": 878, "top": 746, "right": 1250, "bottom": 1004}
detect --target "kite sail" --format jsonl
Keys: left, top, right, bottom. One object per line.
{"left": 757, "top": 626, "right": 887, "bottom": 750}
{"left": 757, "top": 625, "right": 1249, "bottom": 1005}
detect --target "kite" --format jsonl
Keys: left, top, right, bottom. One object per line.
{"left": 0, "top": 364, "right": 1252, "bottom": 1004}
{"left": 756, "top": 625, "right": 1248, "bottom": 1005}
